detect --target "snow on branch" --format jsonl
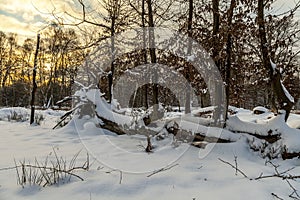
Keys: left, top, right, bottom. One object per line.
{"left": 280, "top": 81, "right": 294, "bottom": 103}
{"left": 270, "top": 59, "right": 277, "bottom": 72}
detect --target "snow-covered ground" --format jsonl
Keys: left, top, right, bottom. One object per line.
{"left": 0, "top": 107, "right": 300, "bottom": 200}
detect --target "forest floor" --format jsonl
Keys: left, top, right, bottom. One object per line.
{"left": 0, "top": 107, "right": 300, "bottom": 200}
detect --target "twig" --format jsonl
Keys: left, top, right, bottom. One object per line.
{"left": 52, "top": 105, "right": 82, "bottom": 129}
{"left": 255, "top": 173, "right": 300, "bottom": 180}
{"left": 218, "top": 158, "right": 248, "bottom": 178}
{"left": 271, "top": 193, "right": 284, "bottom": 200}
{"left": 286, "top": 179, "right": 300, "bottom": 199}
{"left": 147, "top": 164, "right": 179, "bottom": 178}
{"left": 0, "top": 166, "right": 18, "bottom": 171}
{"left": 255, "top": 161, "right": 300, "bottom": 180}
{"left": 256, "top": 161, "right": 300, "bottom": 199}
{"left": 14, "top": 159, "right": 21, "bottom": 186}
{"left": 1, "top": 150, "right": 89, "bottom": 187}
{"left": 25, "top": 163, "right": 85, "bottom": 182}
{"left": 234, "top": 155, "right": 238, "bottom": 176}
{"left": 119, "top": 171, "right": 123, "bottom": 184}
{"left": 281, "top": 167, "right": 296, "bottom": 175}
{"left": 145, "top": 136, "right": 153, "bottom": 153}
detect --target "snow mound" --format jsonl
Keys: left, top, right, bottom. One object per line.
{"left": 73, "top": 88, "right": 133, "bottom": 127}
{"left": 0, "top": 107, "right": 29, "bottom": 121}
{"left": 227, "top": 114, "right": 300, "bottom": 157}
{"left": 253, "top": 106, "right": 269, "bottom": 114}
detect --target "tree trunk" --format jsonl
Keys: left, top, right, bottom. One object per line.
{"left": 142, "top": 0, "right": 149, "bottom": 109}
{"left": 211, "top": 0, "right": 223, "bottom": 126}
{"left": 147, "top": 0, "right": 159, "bottom": 119}
{"left": 108, "top": 6, "right": 116, "bottom": 103}
{"left": 224, "top": 0, "right": 236, "bottom": 121}
{"left": 257, "top": 0, "right": 294, "bottom": 121}
{"left": 185, "top": 0, "right": 193, "bottom": 114}
{"left": 30, "top": 34, "right": 40, "bottom": 125}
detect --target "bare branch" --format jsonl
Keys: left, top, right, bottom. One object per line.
{"left": 271, "top": 193, "right": 284, "bottom": 200}
{"left": 119, "top": 170, "right": 123, "bottom": 184}
{"left": 52, "top": 0, "right": 110, "bottom": 29}
{"left": 275, "top": 0, "right": 300, "bottom": 17}
{"left": 147, "top": 163, "right": 179, "bottom": 177}
{"left": 218, "top": 158, "right": 248, "bottom": 178}
{"left": 255, "top": 161, "right": 300, "bottom": 180}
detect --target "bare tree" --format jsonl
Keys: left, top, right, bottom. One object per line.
{"left": 184, "top": 0, "right": 193, "bottom": 114}
{"left": 147, "top": 0, "right": 159, "bottom": 119}
{"left": 211, "top": 0, "right": 225, "bottom": 126}
{"left": 30, "top": 34, "right": 40, "bottom": 125}
{"left": 224, "top": 0, "right": 236, "bottom": 121}
{"left": 257, "top": 0, "right": 294, "bottom": 121}
{"left": 52, "top": 0, "right": 135, "bottom": 102}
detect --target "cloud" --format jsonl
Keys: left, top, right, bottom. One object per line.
{"left": 0, "top": 14, "right": 36, "bottom": 38}
{"left": 22, "top": 12, "right": 35, "bottom": 22}
{"left": 0, "top": 0, "right": 80, "bottom": 42}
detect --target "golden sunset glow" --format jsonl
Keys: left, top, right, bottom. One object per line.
{"left": 0, "top": 0, "right": 84, "bottom": 42}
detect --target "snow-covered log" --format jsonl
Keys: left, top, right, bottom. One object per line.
{"left": 227, "top": 114, "right": 300, "bottom": 159}
{"left": 95, "top": 111, "right": 157, "bottom": 136}
{"left": 164, "top": 119, "right": 237, "bottom": 144}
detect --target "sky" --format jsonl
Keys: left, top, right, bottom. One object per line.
{"left": 0, "top": 0, "right": 298, "bottom": 43}
{"left": 0, "top": 0, "right": 79, "bottom": 41}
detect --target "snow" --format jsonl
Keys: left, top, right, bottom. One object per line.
{"left": 287, "top": 113, "right": 300, "bottom": 129}
{"left": 253, "top": 106, "right": 269, "bottom": 114}
{"left": 170, "top": 114, "right": 239, "bottom": 142}
{"left": 270, "top": 59, "right": 277, "bottom": 72}
{"left": 74, "top": 88, "right": 133, "bottom": 126}
{"left": 269, "top": 60, "right": 295, "bottom": 103}
{"left": 0, "top": 107, "right": 300, "bottom": 200}
{"left": 281, "top": 80, "right": 295, "bottom": 103}
{"left": 191, "top": 106, "right": 216, "bottom": 115}
{"left": 226, "top": 115, "right": 279, "bottom": 136}
{"left": 227, "top": 109, "right": 300, "bottom": 156}
{"left": 187, "top": 54, "right": 195, "bottom": 62}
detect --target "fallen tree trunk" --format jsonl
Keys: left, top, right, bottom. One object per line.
{"left": 194, "top": 134, "right": 232, "bottom": 143}
{"left": 238, "top": 131, "right": 281, "bottom": 144}
{"left": 165, "top": 121, "right": 233, "bottom": 144}
{"left": 95, "top": 112, "right": 157, "bottom": 136}
{"left": 282, "top": 151, "right": 300, "bottom": 160}
{"left": 95, "top": 112, "right": 126, "bottom": 135}
{"left": 57, "top": 106, "right": 300, "bottom": 159}
{"left": 95, "top": 112, "right": 234, "bottom": 144}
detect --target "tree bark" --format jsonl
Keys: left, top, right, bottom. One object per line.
{"left": 95, "top": 111, "right": 233, "bottom": 144}
{"left": 224, "top": 0, "right": 236, "bottom": 121}
{"left": 30, "top": 34, "right": 40, "bottom": 125}
{"left": 211, "top": 0, "right": 224, "bottom": 126}
{"left": 147, "top": 0, "right": 159, "bottom": 119}
{"left": 108, "top": 1, "right": 116, "bottom": 103}
{"left": 142, "top": 0, "right": 149, "bottom": 109}
{"left": 185, "top": 0, "right": 193, "bottom": 114}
